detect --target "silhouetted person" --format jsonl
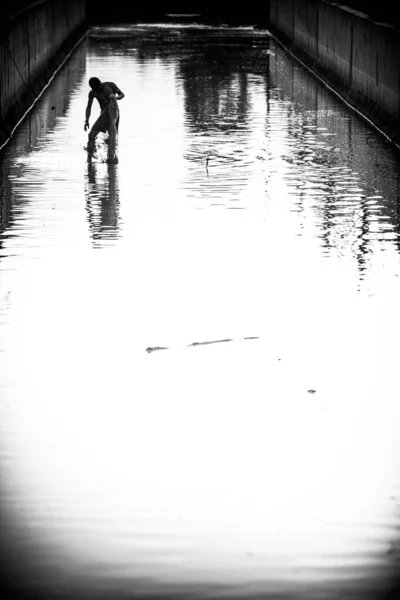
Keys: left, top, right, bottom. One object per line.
{"left": 84, "top": 77, "right": 125, "bottom": 163}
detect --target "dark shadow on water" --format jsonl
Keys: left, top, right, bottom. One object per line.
{"left": 85, "top": 156, "right": 121, "bottom": 247}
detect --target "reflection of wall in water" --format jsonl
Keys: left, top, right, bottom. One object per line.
{"left": 0, "top": 170, "right": 13, "bottom": 244}
{"left": 179, "top": 54, "right": 249, "bottom": 132}
{"left": 85, "top": 161, "right": 120, "bottom": 246}
{"left": 176, "top": 31, "right": 271, "bottom": 204}
{"left": 177, "top": 32, "right": 271, "bottom": 131}
{"left": 0, "top": 47, "right": 86, "bottom": 239}
{"left": 268, "top": 45, "right": 400, "bottom": 269}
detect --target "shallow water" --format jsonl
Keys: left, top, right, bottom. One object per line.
{"left": 0, "top": 22, "right": 400, "bottom": 600}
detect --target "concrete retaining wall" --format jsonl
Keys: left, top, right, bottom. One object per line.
{"left": 0, "top": 0, "right": 87, "bottom": 149}
{"left": 268, "top": 0, "right": 400, "bottom": 147}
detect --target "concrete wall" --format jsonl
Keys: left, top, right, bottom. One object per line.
{"left": 0, "top": 0, "right": 87, "bottom": 149}
{"left": 268, "top": 0, "right": 400, "bottom": 147}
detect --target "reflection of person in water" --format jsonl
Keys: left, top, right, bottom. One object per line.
{"left": 85, "top": 160, "right": 120, "bottom": 245}
{"left": 84, "top": 77, "right": 125, "bottom": 163}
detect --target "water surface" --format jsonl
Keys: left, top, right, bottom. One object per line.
{"left": 1, "top": 22, "right": 400, "bottom": 600}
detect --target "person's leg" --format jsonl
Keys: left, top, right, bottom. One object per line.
{"left": 107, "top": 97, "right": 119, "bottom": 163}
{"left": 87, "top": 110, "right": 108, "bottom": 154}
{"left": 87, "top": 127, "right": 100, "bottom": 154}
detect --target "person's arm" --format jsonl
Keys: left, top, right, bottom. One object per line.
{"left": 84, "top": 92, "right": 94, "bottom": 131}
{"left": 111, "top": 83, "right": 125, "bottom": 101}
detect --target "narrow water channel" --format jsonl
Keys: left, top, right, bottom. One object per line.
{"left": 0, "top": 22, "right": 400, "bottom": 600}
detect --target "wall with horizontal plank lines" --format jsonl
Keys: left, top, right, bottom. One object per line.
{"left": 268, "top": 0, "right": 400, "bottom": 147}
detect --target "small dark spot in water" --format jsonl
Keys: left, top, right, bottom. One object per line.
{"left": 387, "top": 542, "right": 399, "bottom": 555}
{"left": 308, "top": 389, "right": 316, "bottom": 394}
{"left": 51, "top": 106, "right": 56, "bottom": 110}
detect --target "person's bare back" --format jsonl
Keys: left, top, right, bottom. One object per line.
{"left": 89, "top": 81, "right": 124, "bottom": 112}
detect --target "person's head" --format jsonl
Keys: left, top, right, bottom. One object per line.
{"left": 89, "top": 77, "right": 102, "bottom": 91}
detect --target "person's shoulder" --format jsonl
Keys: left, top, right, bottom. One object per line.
{"left": 105, "top": 81, "right": 121, "bottom": 92}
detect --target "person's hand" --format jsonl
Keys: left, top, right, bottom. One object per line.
{"left": 84, "top": 121, "right": 89, "bottom": 131}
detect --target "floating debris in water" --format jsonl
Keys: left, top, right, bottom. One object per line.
{"left": 189, "top": 338, "right": 233, "bottom": 347}
{"left": 146, "top": 346, "right": 168, "bottom": 353}
{"left": 146, "top": 336, "right": 259, "bottom": 353}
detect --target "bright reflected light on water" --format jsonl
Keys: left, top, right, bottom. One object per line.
{"left": 0, "top": 22, "right": 400, "bottom": 600}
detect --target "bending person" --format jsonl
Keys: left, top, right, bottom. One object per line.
{"left": 84, "top": 77, "right": 125, "bottom": 162}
